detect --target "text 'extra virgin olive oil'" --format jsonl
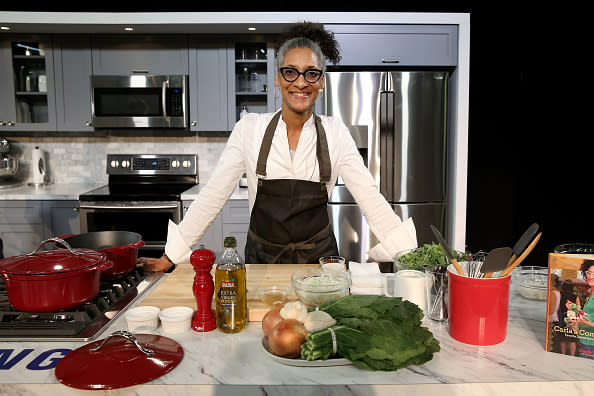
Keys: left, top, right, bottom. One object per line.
{"left": 215, "top": 236, "right": 247, "bottom": 333}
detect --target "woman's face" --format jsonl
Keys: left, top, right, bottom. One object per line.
{"left": 276, "top": 47, "right": 325, "bottom": 116}
{"left": 586, "top": 265, "right": 594, "bottom": 286}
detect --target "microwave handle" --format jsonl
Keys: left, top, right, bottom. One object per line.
{"left": 162, "top": 81, "right": 167, "bottom": 118}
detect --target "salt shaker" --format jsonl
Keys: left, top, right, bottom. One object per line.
{"left": 190, "top": 245, "right": 217, "bottom": 332}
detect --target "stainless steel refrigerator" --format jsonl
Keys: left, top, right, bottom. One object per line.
{"left": 323, "top": 71, "right": 449, "bottom": 262}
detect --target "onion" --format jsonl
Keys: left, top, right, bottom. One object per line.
{"left": 262, "top": 305, "right": 283, "bottom": 338}
{"left": 268, "top": 319, "right": 307, "bottom": 358}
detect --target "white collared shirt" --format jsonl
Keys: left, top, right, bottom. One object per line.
{"left": 166, "top": 111, "right": 417, "bottom": 264}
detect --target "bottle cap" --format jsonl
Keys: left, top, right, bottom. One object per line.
{"left": 224, "top": 236, "right": 237, "bottom": 248}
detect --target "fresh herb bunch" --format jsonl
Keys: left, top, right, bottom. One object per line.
{"left": 301, "top": 295, "right": 440, "bottom": 371}
{"left": 395, "top": 242, "right": 469, "bottom": 272}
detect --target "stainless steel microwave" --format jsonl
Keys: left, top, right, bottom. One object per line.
{"left": 91, "top": 75, "right": 188, "bottom": 128}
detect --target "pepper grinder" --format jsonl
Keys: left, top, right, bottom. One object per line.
{"left": 190, "top": 245, "right": 217, "bottom": 332}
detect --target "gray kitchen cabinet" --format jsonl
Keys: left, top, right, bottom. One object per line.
{"left": 221, "top": 199, "right": 249, "bottom": 259}
{"left": 42, "top": 200, "right": 81, "bottom": 240}
{"left": 0, "top": 36, "right": 57, "bottom": 132}
{"left": 53, "top": 36, "right": 94, "bottom": 131}
{"left": 227, "top": 39, "right": 277, "bottom": 128}
{"left": 183, "top": 200, "right": 224, "bottom": 258}
{"left": 189, "top": 38, "right": 230, "bottom": 133}
{"left": 0, "top": 200, "right": 80, "bottom": 257}
{"left": 325, "top": 24, "right": 458, "bottom": 67}
{"left": 91, "top": 35, "right": 189, "bottom": 75}
{"left": 0, "top": 201, "right": 44, "bottom": 257}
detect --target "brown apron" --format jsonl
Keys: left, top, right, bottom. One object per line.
{"left": 244, "top": 111, "right": 339, "bottom": 264}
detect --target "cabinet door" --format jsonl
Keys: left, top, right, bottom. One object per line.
{"left": 42, "top": 200, "right": 81, "bottom": 240}
{"left": 227, "top": 40, "right": 276, "bottom": 129}
{"left": 91, "top": 35, "right": 189, "bottom": 75}
{"left": 0, "top": 201, "right": 44, "bottom": 256}
{"left": 53, "top": 36, "right": 94, "bottom": 131}
{"left": 0, "top": 36, "right": 57, "bottom": 132}
{"left": 221, "top": 200, "right": 249, "bottom": 259}
{"left": 326, "top": 25, "right": 458, "bottom": 67}
{"left": 189, "top": 39, "right": 229, "bottom": 133}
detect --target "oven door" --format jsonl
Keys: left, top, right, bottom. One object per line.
{"left": 79, "top": 201, "right": 181, "bottom": 258}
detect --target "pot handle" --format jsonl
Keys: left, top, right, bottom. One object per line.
{"left": 90, "top": 330, "right": 155, "bottom": 356}
{"left": 26, "top": 237, "right": 82, "bottom": 256}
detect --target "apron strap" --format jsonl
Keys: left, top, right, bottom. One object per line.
{"left": 256, "top": 111, "right": 282, "bottom": 178}
{"left": 255, "top": 112, "right": 331, "bottom": 184}
{"left": 248, "top": 223, "right": 332, "bottom": 264}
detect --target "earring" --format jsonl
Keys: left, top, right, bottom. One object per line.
{"left": 319, "top": 88, "right": 324, "bottom": 93}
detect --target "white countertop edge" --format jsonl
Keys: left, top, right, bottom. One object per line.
{"left": 3, "top": 381, "right": 591, "bottom": 395}
{"left": 0, "top": 183, "right": 104, "bottom": 200}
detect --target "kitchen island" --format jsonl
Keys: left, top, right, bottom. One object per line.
{"left": 1, "top": 266, "right": 593, "bottom": 395}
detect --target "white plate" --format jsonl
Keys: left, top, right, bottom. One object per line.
{"left": 260, "top": 337, "right": 352, "bottom": 367}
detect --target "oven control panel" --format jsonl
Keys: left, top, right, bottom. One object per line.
{"left": 107, "top": 154, "right": 197, "bottom": 176}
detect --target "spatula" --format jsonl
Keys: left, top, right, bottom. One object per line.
{"left": 481, "top": 247, "right": 513, "bottom": 278}
{"left": 504, "top": 222, "right": 539, "bottom": 272}
{"left": 430, "top": 225, "right": 466, "bottom": 276}
{"left": 499, "top": 232, "right": 542, "bottom": 278}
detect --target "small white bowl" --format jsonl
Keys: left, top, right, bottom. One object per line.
{"left": 125, "top": 306, "right": 160, "bottom": 332}
{"left": 159, "top": 306, "right": 194, "bottom": 334}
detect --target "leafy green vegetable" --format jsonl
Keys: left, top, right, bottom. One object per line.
{"left": 300, "top": 295, "right": 440, "bottom": 371}
{"left": 395, "top": 242, "right": 469, "bottom": 271}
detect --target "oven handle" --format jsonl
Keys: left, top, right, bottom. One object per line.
{"left": 79, "top": 204, "right": 179, "bottom": 210}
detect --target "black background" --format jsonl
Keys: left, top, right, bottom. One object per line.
{"left": 3, "top": 4, "right": 590, "bottom": 266}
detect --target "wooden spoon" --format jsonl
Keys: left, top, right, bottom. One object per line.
{"left": 498, "top": 232, "right": 542, "bottom": 278}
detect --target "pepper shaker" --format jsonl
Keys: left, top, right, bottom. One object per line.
{"left": 190, "top": 245, "right": 217, "bottom": 332}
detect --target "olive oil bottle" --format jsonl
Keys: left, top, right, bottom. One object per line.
{"left": 214, "top": 236, "right": 247, "bottom": 333}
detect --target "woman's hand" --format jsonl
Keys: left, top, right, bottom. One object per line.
{"left": 137, "top": 256, "right": 174, "bottom": 272}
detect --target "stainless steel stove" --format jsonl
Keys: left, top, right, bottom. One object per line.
{"left": 0, "top": 267, "right": 162, "bottom": 341}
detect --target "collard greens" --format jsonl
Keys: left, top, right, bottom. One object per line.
{"left": 300, "top": 295, "right": 440, "bottom": 371}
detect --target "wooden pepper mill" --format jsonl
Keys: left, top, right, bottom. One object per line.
{"left": 190, "top": 245, "right": 217, "bottom": 332}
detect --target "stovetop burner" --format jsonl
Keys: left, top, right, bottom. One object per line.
{"left": 0, "top": 267, "right": 163, "bottom": 342}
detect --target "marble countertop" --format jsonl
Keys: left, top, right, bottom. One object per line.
{"left": 182, "top": 184, "right": 248, "bottom": 200}
{"left": 1, "top": 277, "right": 593, "bottom": 395}
{"left": 0, "top": 183, "right": 104, "bottom": 200}
{"left": 0, "top": 182, "right": 249, "bottom": 201}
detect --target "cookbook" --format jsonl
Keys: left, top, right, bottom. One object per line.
{"left": 546, "top": 252, "right": 594, "bottom": 359}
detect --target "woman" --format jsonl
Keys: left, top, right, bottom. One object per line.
{"left": 566, "top": 259, "right": 594, "bottom": 359}
{"left": 141, "top": 22, "right": 417, "bottom": 271}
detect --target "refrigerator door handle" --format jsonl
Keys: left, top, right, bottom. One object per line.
{"left": 380, "top": 90, "right": 394, "bottom": 201}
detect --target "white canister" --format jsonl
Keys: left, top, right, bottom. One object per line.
{"left": 31, "top": 146, "right": 46, "bottom": 185}
{"left": 384, "top": 270, "right": 427, "bottom": 313}
{"left": 37, "top": 75, "right": 47, "bottom": 92}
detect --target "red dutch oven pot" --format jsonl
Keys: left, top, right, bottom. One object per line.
{"left": 0, "top": 238, "right": 112, "bottom": 312}
{"left": 59, "top": 231, "right": 145, "bottom": 280}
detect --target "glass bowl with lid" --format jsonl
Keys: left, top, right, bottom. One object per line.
{"left": 291, "top": 268, "right": 351, "bottom": 307}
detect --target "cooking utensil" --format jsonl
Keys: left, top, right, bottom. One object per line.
{"left": 430, "top": 225, "right": 465, "bottom": 276}
{"left": 55, "top": 330, "right": 184, "bottom": 390}
{"left": 59, "top": 231, "right": 144, "bottom": 280}
{"left": 481, "top": 247, "right": 513, "bottom": 278}
{"left": 0, "top": 237, "right": 111, "bottom": 312}
{"left": 498, "top": 232, "right": 542, "bottom": 278}
{"left": 503, "top": 222, "right": 539, "bottom": 274}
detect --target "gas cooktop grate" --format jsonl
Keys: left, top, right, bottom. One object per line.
{"left": 0, "top": 268, "right": 157, "bottom": 340}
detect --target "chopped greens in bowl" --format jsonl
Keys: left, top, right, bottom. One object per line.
{"left": 394, "top": 243, "right": 469, "bottom": 272}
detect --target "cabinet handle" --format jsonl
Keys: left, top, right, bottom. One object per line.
{"left": 191, "top": 121, "right": 197, "bottom": 126}
{"left": 381, "top": 59, "right": 401, "bottom": 63}
{"left": 0, "top": 121, "right": 6, "bottom": 126}
{"left": 85, "top": 121, "right": 92, "bottom": 126}
{"left": 132, "top": 70, "right": 149, "bottom": 74}
{"left": 72, "top": 207, "right": 79, "bottom": 212}
{"left": 7, "top": 122, "right": 15, "bottom": 126}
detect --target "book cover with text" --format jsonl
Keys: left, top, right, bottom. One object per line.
{"left": 546, "top": 252, "right": 594, "bottom": 359}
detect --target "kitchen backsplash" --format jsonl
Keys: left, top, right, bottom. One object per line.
{"left": 5, "top": 136, "right": 227, "bottom": 185}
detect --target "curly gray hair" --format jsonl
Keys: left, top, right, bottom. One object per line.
{"left": 276, "top": 37, "right": 326, "bottom": 73}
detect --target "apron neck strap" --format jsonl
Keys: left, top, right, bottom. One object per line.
{"left": 256, "top": 111, "right": 331, "bottom": 184}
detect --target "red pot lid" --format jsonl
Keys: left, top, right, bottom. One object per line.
{"left": 55, "top": 331, "right": 184, "bottom": 390}
{"left": 0, "top": 247, "right": 107, "bottom": 275}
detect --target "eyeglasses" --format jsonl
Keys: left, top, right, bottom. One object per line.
{"left": 279, "top": 67, "right": 323, "bottom": 83}
{"left": 586, "top": 271, "right": 594, "bottom": 276}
